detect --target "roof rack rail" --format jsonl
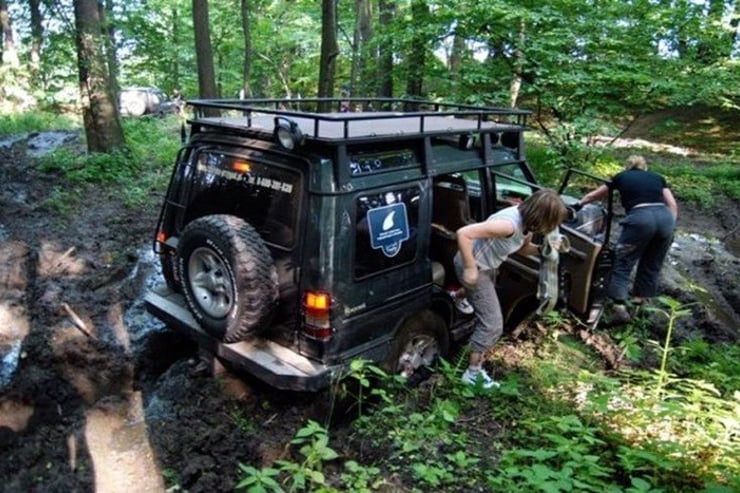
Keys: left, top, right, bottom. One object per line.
{"left": 186, "top": 97, "right": 530, "bottom": 142}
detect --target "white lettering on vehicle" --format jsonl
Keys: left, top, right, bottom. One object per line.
{"left": 344, "top": 303, "right": 367, "bottom": 316}
{"left": 196, "top": 162, "right": 293, "bottom": 194}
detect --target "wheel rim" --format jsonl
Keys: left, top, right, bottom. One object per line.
{"left": 397, "top": 335, "right": 439, "bottom": 378}
{"left": 187, "top": 246, "right": 234, "bottom": 318}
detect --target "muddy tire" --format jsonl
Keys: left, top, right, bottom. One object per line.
{"left": 384, "top": 310, "right": 449, "bottom": 385}
{"left": 177, "top": 215, "right": 278, "bottom": 342}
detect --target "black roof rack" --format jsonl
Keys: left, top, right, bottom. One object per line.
{"left": 186, "top": 97, "right": 530, "bottom": 143}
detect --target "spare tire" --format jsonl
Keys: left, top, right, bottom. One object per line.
{"left": 177, "top": 215, "right": 278, "bottom": 342}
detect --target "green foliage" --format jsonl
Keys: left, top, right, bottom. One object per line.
{"left": 236, "top": 420, "right": 341, "bottom": 492}
{"left": 0, "top": 112, "right": 78, "bottom": 134}
{"left": 651, "top": 161, "right": 740, "bottom": 206}
{"left": 33, "top": 116, "right": 180, "bottom": 213}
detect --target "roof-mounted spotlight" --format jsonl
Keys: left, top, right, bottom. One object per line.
{"left": 459, "top": 133, "right": 475, "bottom": 150}
{"left": 274, "top": 117, "right": 304, "bottom": 150}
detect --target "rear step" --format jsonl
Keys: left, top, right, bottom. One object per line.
{"left": 144, "top": 286, "right": 340, "bottom": 392}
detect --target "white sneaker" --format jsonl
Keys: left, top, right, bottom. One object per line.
{"left": 461, "top": 368, "right": 499, "bottom": 389}
{"left": 455, "top": 297, "right": 474, "bottom": 315}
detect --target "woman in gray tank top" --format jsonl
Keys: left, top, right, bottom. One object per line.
{"left": 455, "top": 188, "right": 568, "bottom": 389}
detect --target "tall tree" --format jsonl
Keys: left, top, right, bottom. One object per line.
{"left": 405, "top": 0, "right": 427, "bottom": 100}
{"left": 0, "top": 0, "right": 19, "bottom": 66}
{"left": 192, "top": 0, "right": 218, "bottom": 101}
{"left": 376, "top": 0, "right": 394, "bottom": 99}
{"left": 240, "top": 0, "right": 252, "bottom": 98}
{"left": 317, "top": 0, "right": 339, "bottom": 109}
{"left": 350, "top": 0, "right": 372, "bottom": 96}
{"left": 73, "top": 0, "right": 125, "bottom": 153}
{"left": 102, "top": 0, "right": 119, "bottom": 98}
{"left": 29, "top": 0, "right": 43, "bottom": 82}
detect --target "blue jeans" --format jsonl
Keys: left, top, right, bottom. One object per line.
{"left": 455, "top": 257, "right": 503, "bottom": 353}
{"left": 608, "top": 205, "right": 675, "bottom": 302}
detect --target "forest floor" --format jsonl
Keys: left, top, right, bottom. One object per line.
{"left": 0, "top": 111, "right": 738, "bottom": 492}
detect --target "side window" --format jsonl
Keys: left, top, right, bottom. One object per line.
{"left": 354, "top": 186, "right": 420, "bottom": 279}
{"left": 493, "top": 164, "right": 534, "bottom": 207}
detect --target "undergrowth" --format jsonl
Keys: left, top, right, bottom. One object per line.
{"left": 235, "top": 298, "right": 739, "bottom": 492}
{"left": 19, "top": 113, "right": 182, "bottom": 211}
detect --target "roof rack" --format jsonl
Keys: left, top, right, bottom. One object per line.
{"left": 186, "top": 97, "right": 530, "bottom": 142}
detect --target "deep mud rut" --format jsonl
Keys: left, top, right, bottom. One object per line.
{"left": 0, "top": 132, "right": 738, "bottom": 492}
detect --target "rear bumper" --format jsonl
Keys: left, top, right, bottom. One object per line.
{"left": 144, "top": 286, "right": 341, "bottom": 392}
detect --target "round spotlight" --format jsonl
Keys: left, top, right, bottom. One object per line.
{"left": 274, "top": 117, "right": 304, "bottom": 150}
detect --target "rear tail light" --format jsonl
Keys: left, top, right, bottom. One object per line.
{"left": 302, "top": 291, "right": 333, "bottom": 340}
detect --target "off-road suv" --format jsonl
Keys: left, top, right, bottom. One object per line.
{"left": 144, "top": 97, "right": 614, "bottom": 391}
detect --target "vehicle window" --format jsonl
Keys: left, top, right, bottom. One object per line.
{"left": 354, "top": 186, "right": 420, "bottom": 279}
{"left": 493, "top": 164, "right": 534, "bottom": 205}
{"left": 192, "top": 151, "right": 301, "bottom": 248}
{"left": 349, "top": 148, "right": 417, "bottom": 176}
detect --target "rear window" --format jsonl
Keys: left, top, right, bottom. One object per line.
{"left": 191, "top": 150, "right": 301, "bottom": 248}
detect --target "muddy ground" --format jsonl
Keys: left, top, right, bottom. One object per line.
{"left": 0, "top": 130, "right": 738, "bottom": 492}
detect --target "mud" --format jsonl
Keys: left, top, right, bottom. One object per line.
{"left": 0, "top": 131, "right": 738, "bottom": 492}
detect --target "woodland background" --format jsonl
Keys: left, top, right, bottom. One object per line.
{"left": 1, "top": 0, "right": 739, "bottom": 157}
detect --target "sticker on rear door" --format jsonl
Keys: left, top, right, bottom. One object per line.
{"left": 367, "top": 202, "right": 410, "bottom": 257}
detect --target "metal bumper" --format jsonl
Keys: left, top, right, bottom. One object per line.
{"left": 143, "top": 286, "right": 341, "bottom": 392}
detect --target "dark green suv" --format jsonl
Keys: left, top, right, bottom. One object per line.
{"left": 144, "top": 98, "right": 614, "bottom": 391}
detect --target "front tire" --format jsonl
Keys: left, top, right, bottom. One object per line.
{"left": 384, "top": 310, "right": 449, "bottom": 384}
{"left": 177, "top": 215, "right": 278, "bottom": 342}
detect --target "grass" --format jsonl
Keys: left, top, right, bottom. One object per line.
{"left": 20, "top": 114, "right": 183, "bottom": 213}
{"left": 235, "top": 318, "right": 739, "bottom": 491}
{"left": 527, "top": 141, "right": 739, "bottom": 209}
{"left": 0, "top": 111, "right": 79, "bottom": 134}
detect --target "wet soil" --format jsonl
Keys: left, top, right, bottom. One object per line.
{"left": 0, "top": 130, "right": 738, "bottom": 492}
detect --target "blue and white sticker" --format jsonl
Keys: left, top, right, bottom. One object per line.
{"left": 367, "top": 202, "right": 410, "bottom": 257}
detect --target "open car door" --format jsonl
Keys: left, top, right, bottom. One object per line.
{"left": 556, "top": 168, "right": 616, "bottom": 323}
{"left": 467, "top": 165, "right": 616, "bottom": 327}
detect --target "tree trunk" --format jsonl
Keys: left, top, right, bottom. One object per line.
{"left": 509, "top": 18, "right": 525, "bottom": 108}
{"left": 350, "top": 0, "right": 373, "bottom": 97}
{"left": 102, "top": 0, "right": 119, "bottom": 99}
{"left": 405, "top": 0, "right": 427, "bottom": 102}
{"left": 73, "top": 0, "right": 125, "bottom": 153}
{"left": 240, "top": 0, "right": 252, "bottom": 98}
{"left": 171, "top": 6, "right": 181, "bottom": 93}
{"left": 317, "top": 0, "right": 338, "bottom": 111}
{"left": 377, "top": 0, "right": 394, "bottom": 100}
{"left": 0, "top": 0, "right": 19, "bottom": 67}
{"left": 192, "top": 0, "right": 219, "bottom": 107}
{"left": 29, "top": 0, "right": 43, "bottom": 83}
{"left": 449, "top": 32, "right": 465, "bottom": 100}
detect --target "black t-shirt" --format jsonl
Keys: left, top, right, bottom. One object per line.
{"left": 609, "top": 169, "right": 668, "bottom": 212}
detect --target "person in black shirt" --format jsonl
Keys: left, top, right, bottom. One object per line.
{"left": 577, "top": 155, "right": 678, "bottom": 324}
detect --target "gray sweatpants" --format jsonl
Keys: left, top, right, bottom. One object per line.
{"left": 455, "top": 257, "right": 503, "bottom": 353}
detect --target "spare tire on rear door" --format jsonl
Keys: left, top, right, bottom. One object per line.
{"left": 177, "top": 215, "right": 279, "bottom": 342}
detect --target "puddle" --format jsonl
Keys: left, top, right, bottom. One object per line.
{"left": 26, "top": 131, "right": 79, "bottom": 158}
{"left": 0, "top": 133, "right": 28, "bottom": 150}
{"left": 0, "top": 340, "right": 22, "bottom": 389}
{"left": 123, "top": 246, "right": 168, "bottom": 344}
{"left": 0, "top": 131, "right": 79, "bottom": 158}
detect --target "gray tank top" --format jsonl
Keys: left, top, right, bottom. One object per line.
{"left": 467, "top": 206, "right": 525, "bottom": 270}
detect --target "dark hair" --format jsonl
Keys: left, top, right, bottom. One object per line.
{"left": 518, "top": 188, "right": 568, "bottom": 234}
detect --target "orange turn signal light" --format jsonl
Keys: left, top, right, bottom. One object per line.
{"left": 232, "top": 161, "right": 251, "bottom": 173}
{"left": 305, "top": 292, "right": 330, "bottom": 311}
